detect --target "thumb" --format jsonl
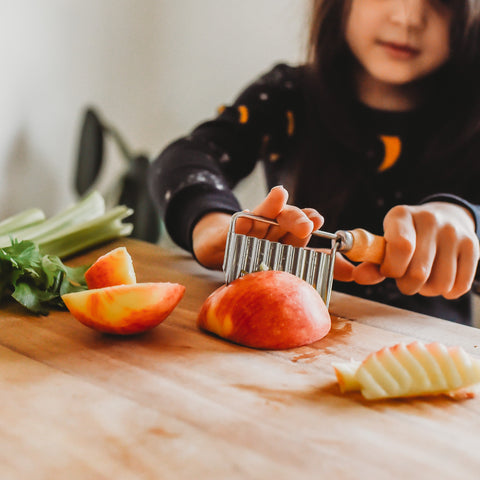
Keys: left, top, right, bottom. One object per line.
{"left": 333, "top": 253, "right": 355, "bottom": 282}
{"left": 236, "top": 186, "right": 289, "bottom": 235}
{"left": 352, "top": 262, "right": 385, "bottom": 285}
{"left": 251, "top": 185, "right": 289, "bottom": 218}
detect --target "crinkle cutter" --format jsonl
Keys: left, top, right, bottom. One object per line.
{"left": 223, "top": 212, "right": 386, "bottom": 307}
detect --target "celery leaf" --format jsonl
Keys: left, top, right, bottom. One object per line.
{"left": 0, "top": 239, "right": 89, "bottom": 315}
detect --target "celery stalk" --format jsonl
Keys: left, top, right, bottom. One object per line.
{"left": 0, "top": 208, "right": 46, "bottom": 235}
{"left": 0, "top": 191, "right": 134, "bottom": 259}
{"left": 37, "top": 205, "right": 134, "bottom": 258}
{"left": 0, "top": 191, "right": 105, "bottom": 248}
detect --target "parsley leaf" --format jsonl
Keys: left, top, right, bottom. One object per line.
{"left": 0, "top": 239, "right": 89, "bottom": 315}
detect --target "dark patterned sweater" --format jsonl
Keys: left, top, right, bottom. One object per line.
{"left": 149, "top": 63, "right": 480, "bottom": 325}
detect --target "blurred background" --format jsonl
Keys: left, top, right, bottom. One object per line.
{"left": 0, "top": 0, "right": 309, "bottom": 224}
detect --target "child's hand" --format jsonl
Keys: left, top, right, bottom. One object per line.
{"left": 352, "top": 202, "right": 480, "bottom": 299}
{"left": 235, "top": 185, "right": 324, "bottom": 246}
{"left": 192, "top": 186, "right": 323, "bottom": 269}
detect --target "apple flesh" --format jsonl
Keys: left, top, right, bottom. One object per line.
{"left": 333, "top": 341, "right": 480, "bottom": 400}
{"left": 197, "top": 270, "right": 331, "bottom": 350}
{"left": 85, "top": 246, "right": 136, "bottom": 289}
{"left": 62, "top": 282, "right": 185, "bottom": 335}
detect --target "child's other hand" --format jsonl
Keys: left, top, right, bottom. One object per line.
{"left": 353, "top": 202, "right": 480, "bottom": 299}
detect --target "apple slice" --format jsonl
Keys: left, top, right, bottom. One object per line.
{"left": 197, "top": 270, "right": 331, "bottom": 350}
{"left": 85, "top": 246, "right": 136, "bottom": 289}
{"left": 333, "top": 341, "right": 480, "bottom": 400}
{"left": 62, "top": 282, "right": 185, "bottom": 335}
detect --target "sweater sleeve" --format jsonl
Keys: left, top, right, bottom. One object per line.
{"left": 148, "top": 63, "right": 302, "bottom": 253}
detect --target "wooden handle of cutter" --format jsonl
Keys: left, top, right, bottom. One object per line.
{"left": 344, "top": 229, "right": 386, "bottom": 265}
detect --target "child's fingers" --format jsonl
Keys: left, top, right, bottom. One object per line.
{"left": 352, "top": 262, "right": 385, "bottom": 285}
{"left": 234, "top": 214, "right": 261, "bottom": 236}
{"left": 417, "top": 234, "right": 455, "bottom": 297}
{"left": 382, "top": 202, "right": 479, "bottom": 299}
{"left": 251, "top": 185, "right": 288, "bottom": 217}
{"left": 445, "top": 241, "right": 479, "bottom": 298}
{"left": 420, "top": 234, "right": 478, "bottom": 299}
{"left": 275, "top": 207, "right": 324, "bottom": 246}
{"left": 395, "top": 222, "right": 437, "bottom": 296}
{"left": 380, "top": 206, "right": 417, "bottom": 278}
{"left": 235, "top": 185, "right": 288, "bottom": 236}
{"left": 333, "top": 253, "right": 355, "bottom": 282}
{"left": 276, "top": 205, "right": 314, "bottom": 239}
{"left": 381, "top": 205, "right": 416, "bottom": 279}
{"left": 302, "top": 208, "right": 324, "bottom": 231}
{"left": 234, "top": 187, "right": 325, "bottom": 247}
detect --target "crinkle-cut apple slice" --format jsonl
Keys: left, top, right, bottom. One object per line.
{"left": 197, "top": 270, "right": 331, "bottom": 350}
{"left": 62, "top": 282, "right": 185, "bottom": 335}
{"left": 332, "top": 341, "right": 480, "bottom": 400}
{"left": 85, "top": 246, "right": 136, "bottom": 289}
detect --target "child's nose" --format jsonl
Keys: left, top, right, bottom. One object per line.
{"left": 390, "top": 0, "right": 427, "bottom": 29}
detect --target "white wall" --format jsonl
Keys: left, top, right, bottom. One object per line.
{"left": 0, "top": 0, "right": 309, "bottom": 219}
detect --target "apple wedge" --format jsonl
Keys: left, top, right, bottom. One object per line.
{"left": 85, "top": 246, "right": 136, "bottom": 289}
{"left": 197, "top": 270, "right": 331, "bottom": 350}
{"left": 333, "top": 341, "right": 480, "bottom": 400}
{"left": 62, "top": 282, "right": 185, "bottom": 335}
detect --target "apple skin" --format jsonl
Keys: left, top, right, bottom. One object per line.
{"left": 85, "top": 246, "right": 136, "bottom": 289}
{"left": 197, "top": 271, "right": 331, "bottom": 350}
{"left": 62, "top": 282, "right": 185, "bottom": 335}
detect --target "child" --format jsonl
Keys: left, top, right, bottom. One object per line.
{"left": 149, "top": 0, "right": 480, "bottom": 325}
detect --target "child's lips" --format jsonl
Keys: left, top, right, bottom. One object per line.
{"left": 378, "top": 41, "right": 420, "bottom": 59}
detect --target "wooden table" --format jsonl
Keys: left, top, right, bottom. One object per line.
{"left": 1, "top": 238, "right": 480, "bottom": 479}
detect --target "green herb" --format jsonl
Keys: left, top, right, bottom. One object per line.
{"left": 0, "top": 239, "right": 89, "bottom": 315}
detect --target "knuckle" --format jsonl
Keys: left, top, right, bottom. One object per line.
{"left": 460, "top": 236, "right": 480, "bottom": 259}
{"left": 422, "top": 279, "right": 443, "bottom": 296}
{"left": 302, "top": 208, "right": 323, "bottom": 221}
{"left": 407, "top": 264, "right": 430, "bottom": 284}
{"left": 415, "top": 209, "right": 437, "bottom": 229}
{"left": 302, "top": 207, "right": 316, "bottom": 216}
{"left": 386, "top": 205, "right": 410, "bottom": 222}
{"left": 444, "top": 286, "right": 468, "bottom": 300}
{"left": 418, "top": 284, "right": 440, "bottom": 297}
{"left": 440, "top": 223, "right": 457, "bottom": 242}
{"left": 395, "top": 279, "right": 417, "bottom": 296}
{"left": 389, "top": 204, "right": 409, "bottom": 217}
{"left": 389, "top": 235, "right": 415, "bottom": 257}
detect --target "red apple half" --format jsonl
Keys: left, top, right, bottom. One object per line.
{"left": 197, "top": 270, "right": 331, "bottom": 350}
{"left": 62, "top": 282, "right": 185, "bottom": 335}
{"left": 85, "top": 246, "right": 136, "bottom": 289}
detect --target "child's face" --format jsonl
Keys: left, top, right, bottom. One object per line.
{"left": 345, "top": 0, "right": 452, "bottom": 87}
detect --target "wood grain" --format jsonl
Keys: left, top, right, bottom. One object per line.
{"left": 1, "top": 238, "right": 480, "bottom": 480}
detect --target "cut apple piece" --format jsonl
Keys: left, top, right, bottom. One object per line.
{"left": 197, "top": 270, "right": 331, "bottom": 350}
{"left": 85, "top": 246, "right": 136, "bottom": 289}
{"left": 62, "top": 282, "right": 185, "bottom": 335}
{"left": 333, "top": 341, "right": 480, "bottom": 400}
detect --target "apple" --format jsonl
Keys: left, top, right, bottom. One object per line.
{"left": 62, "top": 282, "right": 185, "bottom": 335}
{"left": 197, "top": 270, "right": 331, "bottom": 350}
{"left": 333, "top": 341, "right": 480, "bottom": 400}
{"left": 85, "top": 246, "right": 136, "bottom": 289}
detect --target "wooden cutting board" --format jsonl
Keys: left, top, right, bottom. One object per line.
{"left": 1, "top": 238, "right": 480, "bottom": 480}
